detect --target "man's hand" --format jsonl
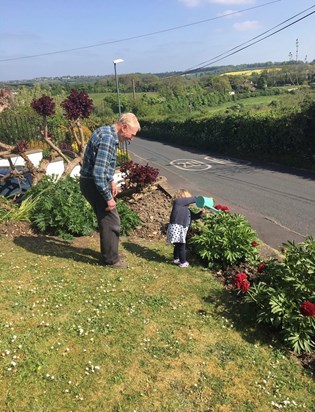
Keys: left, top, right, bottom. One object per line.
{"left": 111, "top": 181, "right": 119, "bottom": 197}
{"left": 106, "top": 198, "right": 116, "bottom": 212}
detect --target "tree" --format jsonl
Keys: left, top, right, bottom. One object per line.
{"left": 0, "top": 90, "right": 94, "bottom": 186}
{"left": 257, "top": 72, "right": 268, "bottom": 89}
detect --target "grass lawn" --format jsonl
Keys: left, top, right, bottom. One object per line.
{"left": 0, "top": 233, "right": 314, "bottom": 411}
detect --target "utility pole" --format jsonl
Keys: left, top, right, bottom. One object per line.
{"left": 132, "top": 79, "right": 136, "bottom": 100}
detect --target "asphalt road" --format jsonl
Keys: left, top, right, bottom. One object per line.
{"left": 129, "top": 137, "right": 315, "bottom": 250}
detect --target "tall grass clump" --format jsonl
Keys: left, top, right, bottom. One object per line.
{"left": 0, "top": 194, "right": 42, "bottom": 224}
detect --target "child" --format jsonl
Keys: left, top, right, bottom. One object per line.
{"left": 167, "top": 189, "right": 202, "bottom": 268}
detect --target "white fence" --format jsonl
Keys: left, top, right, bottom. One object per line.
{"left": 0, "top": 150, "right": 125, "bottom": 184}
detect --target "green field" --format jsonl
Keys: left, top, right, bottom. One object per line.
{"left": 204, "top": 94, "right": 285, "bottom": 114}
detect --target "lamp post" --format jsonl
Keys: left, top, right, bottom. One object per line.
{"left": 113, "top": 58, "right": 124, "bottom": 117}
{"left": 113, "top": 58, "right": 128, "bottom": 159}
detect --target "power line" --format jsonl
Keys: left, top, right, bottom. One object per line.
{"left": 184, "top": 5, "right": 315, "bottom": 73}
{"left": 178, "top": 7, "right": 315, "bottom": 76}
{"left": 0, "top": 0, "right": 280, "bottom": 63}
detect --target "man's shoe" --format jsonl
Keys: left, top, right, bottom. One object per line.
{"left": 105, "top": 261, "right": 129, "bottom": 269}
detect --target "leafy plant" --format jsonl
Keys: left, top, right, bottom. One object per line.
{"left": 190, "top": 211, "right": 259, "bottom": 269}
{"left": 120, "top": 160, "right": 159, "bottom": 192}
{"left": 0, "top": 193, "right": 42, "bottom": 223}
{"left": 61, "top": 89, "right": 93, "bottom": 121}
{"left": 31, "top": 95, "right": 56, "bottom": 117}
{"left": 116, "top": 199, "right": 141, "bottom": 235}
{"left": 26, "top": 175, "right": 97, "bottom": 239}
{"left": 244, "top": 237, "right": 315, "bottom": 353}
{"left": 23, "top": 176, "right": 141, "bottom": 238}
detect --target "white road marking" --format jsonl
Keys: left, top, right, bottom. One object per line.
{"left": 170, "top": 159, "right": 212, "bottom": 171}
{"left": 204, "top": 156, "right": 233, "bottom": 164}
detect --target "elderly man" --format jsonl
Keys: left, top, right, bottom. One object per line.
{"left": 80, "top": 113, "right": 141, "bottom": 268}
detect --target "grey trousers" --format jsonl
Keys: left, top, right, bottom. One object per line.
{"left": 80, "top": 177, "right": 120, "bottom": 265}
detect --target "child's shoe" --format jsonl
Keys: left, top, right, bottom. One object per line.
{"left": 179, "top": 261, "right": 189, "bottom": 268}
{"left": 173, "top": 258, "right": 180, "bottom": 264}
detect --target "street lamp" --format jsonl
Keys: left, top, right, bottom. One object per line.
{"left": 113, "top": 58, "right": 124, "bottom": 117}
{"left": 113, "top": 58, "right": 128, "bottom": 159}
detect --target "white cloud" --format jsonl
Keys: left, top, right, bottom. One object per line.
{"left": 233, "top": 20, "right": 260, "bottom": 31}
{"left": 217, "top": 9, "right": 242, "bottom": 18}
{"left": 178, "top": 0, "right": 202, "bottom": 7}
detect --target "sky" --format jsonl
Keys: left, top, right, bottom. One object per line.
{"left": 0, "top": 0, "right": 314, "bottom": 81}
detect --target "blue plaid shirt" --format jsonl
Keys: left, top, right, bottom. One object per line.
{"left": 80, "top": 125, "right": 118, "bottom": 201}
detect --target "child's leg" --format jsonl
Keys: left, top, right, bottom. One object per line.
{"left": 174, "top": 243, "right": 180, "bottom": 260}
{"left": 178, "top": 243, "right": 186, "bottom": 263}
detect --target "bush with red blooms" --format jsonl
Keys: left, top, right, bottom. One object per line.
{"left": 233, "top": 272, "right": 247, "bottom": 288}
{"left": 61, "top": 89, "right": 94, "bottom": 120}
{"left": 300, "top": 301, "right": 315, "bottom": 317}
{"left": 257, "top": 263, "right": 266, "bottom": 273}
{"left": 251, "top": 240, "right": 258, "bottom": 247}
{"left": 233, "top": 273, "right": 250, "bottom": 293}
{"left": 120, "top": 160, "right": 159, "bottom": 192}
{"left": 31, "top": 95, "right": 55, "bottom": 117}
{"left": 240, "top": 279, "right": 250, "bottom": 292}
{"left": 244, "top": 237, "right": 315, "bottom": 353}
{"left": 214, "top": 204, "right": 230, "bottom": 212}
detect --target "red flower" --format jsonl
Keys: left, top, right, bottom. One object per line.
{"left": 300, "top": 301, "right": 315, "bottom": 317}
{"left": 251, "top": 241, "right": 258, "bottom": 247}
{"left": 215, "top": 204, "right": 230, "bottom": 212}
{"left": 240, "top": 279, "right": 250, "bottom": 293}
{"left": 233, "top": 272, "right": 247, "bottom": 288}
{"left": 257, "top": 263, "right": 266, "bottom": 273}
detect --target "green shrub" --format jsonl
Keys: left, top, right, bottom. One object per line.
{"left": 24, "top": 176, "right": 141, "bottom": 239}
{"left": 26, "top": 176, "right": 97, "bottom": 239}
{"left": 116, "top": 199, "right": 141, "bottom": 235}
{"left": 190, "top": 211, "right": 259, "bottom": 269}
{"left": 244, "top": 237, "right": 315, "bottom": 353}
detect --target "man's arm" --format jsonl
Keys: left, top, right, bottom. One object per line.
{"left": 93, "top": 138, "right": 116, "bottom": 201}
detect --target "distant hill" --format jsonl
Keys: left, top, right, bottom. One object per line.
{"left": 1, "top": 60, "right": 313, "bottom": 87}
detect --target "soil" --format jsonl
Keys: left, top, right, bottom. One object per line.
{"left": 0, "top": 183, "right": 173, "bottom": 241}
{"left": 124, "top": 184, "right": 172, "bottom": 240}
{"left": 0, "top": 219, "right": 35, "bottom": 238}
{"left": 0, "top": 184, "right": 314, "bottom": 375}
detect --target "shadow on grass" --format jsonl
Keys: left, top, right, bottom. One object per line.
{"left": 212, "top": 290, "right": 315, "bottom": 378}
{"left": 14, "top": 235, "right": 101, "bottom": 265}
{"left": 122, "top": 240, "right": 166, "bottom": 263}
{"left": 202, "top": 287, "right": 286, "bottom": 353}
